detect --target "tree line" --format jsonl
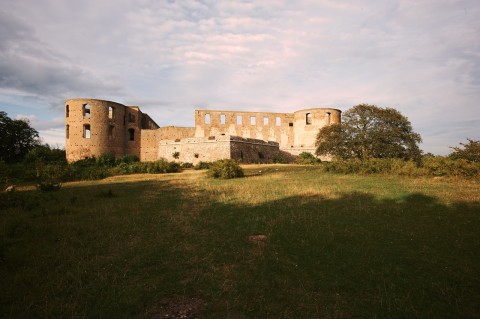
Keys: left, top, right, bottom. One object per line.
{"left": 1, "top": 105, "right": 479, "bottom": 186}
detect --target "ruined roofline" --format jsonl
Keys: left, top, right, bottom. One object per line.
{"left": 294, "top": 107, "right": 342, "bottom": 114}
{"left": 159, "top": 125, "right": 195, "bottom": 129}
{"left": 64, "top": 98, "right": 122, "bottom": 105}
{"left": 65, "top": 98, "right": 160, "bottom": 129}
{"left": 196, "top": 109, "right": 292, "bottom": 115}
{"left": 195, "top": 107, "right": 342, "bottom": 115}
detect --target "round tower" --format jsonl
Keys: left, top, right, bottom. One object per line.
{"left": 65, "top": 98, "right": 127, "bottom": 162}
{"left": 293, "top": 108, "right": 341, "bottom": 152}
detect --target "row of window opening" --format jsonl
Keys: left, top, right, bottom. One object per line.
{"left": 204, "top": 114, "right": 283, "bottom": 126}
{"left": 65, "top": 104, "right": 136, "bottom": 123}
{"left": 204, "top": 112, "right": 331, "bottom": 126}
{"left": 66, "top": 124, "right": 135, "bottom": 141}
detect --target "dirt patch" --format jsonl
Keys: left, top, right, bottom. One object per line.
{"left": 145, "top": 297, "right": 205, "bottom": 319}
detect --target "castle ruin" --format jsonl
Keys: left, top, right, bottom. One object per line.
{"left": 65, "top": 98, "right": 341, "bottom": 164}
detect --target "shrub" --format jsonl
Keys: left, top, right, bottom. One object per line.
{"left": 96, "top": 153, "right": 117, "bottom": 167}
{"left": 172, "top": 151, "right": 180, "bottom": 159}
{"left": 114, "top": 160, "right": 181, "bottom": 175}
{"left": 194, "top": 161, "right": 211, "bottom": 170}
{"left": 117, "top": 155, "right": 139, "bottom": 164}
{"left": 37, "top": 182, "right": 61, "bottom": 192}
{"left": 181, "top": 162, "right": 194, "bottom": 169}
{"left": 208, "top": 159, "right": 244, "bottom": 179}
{"left": 273, "top": 156, "right": 288, "bottom": 164}
{"left": 449, "top": 138, "right": 480, "bottom": 162}
{"left": 296, "top": 152, "right": 321, "bottom": 165}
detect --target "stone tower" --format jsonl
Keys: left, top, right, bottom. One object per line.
{"left": 64, "top": 98, "right": 159, "bottom": 162}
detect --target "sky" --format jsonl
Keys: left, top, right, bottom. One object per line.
{"left": 1, "top": 0, "right": 479, "bottom": 155}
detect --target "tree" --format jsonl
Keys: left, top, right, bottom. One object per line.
{"left": 0, "top": 111, "right": 40, "bottom": 163}
{"left": 315, "top": 104, "right": 422, "bottom": 162}
{"left": 449, "top": 139, "right": 480, "bottom": 162}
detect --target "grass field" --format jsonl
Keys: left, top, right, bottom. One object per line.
{"left": 1, "top": 165, "right": 479, "bottom": 318}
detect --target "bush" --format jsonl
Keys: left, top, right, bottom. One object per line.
{"left": 449, "top": 138, "right": 480, "bottom": 162}
{"left": 117, "top": 155, "right": 139, "bottom": 164}
{"left": 296, "top": 152, "right": 321, "bottom": 165}
{"left": 273, "top": 156, "right": 288, "bottom": 164}
{"left": 194, "top": 161, "right": 211, "bottom": 170}
{"left": 96, "top": 153, "right": 117, "bottom": 167}
{"left": 181, "top": 162, "right": 194, "bottom": 169}
{"left": 208, "top": 159, "right": 244, "bottom": 179}
{"left": 319, "top": 157, "right": 480, "bottom": 178}
{"left": 113, "top": 160, "right": 181, "bottom": 175}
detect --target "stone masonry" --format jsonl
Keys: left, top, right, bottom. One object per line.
{"left": 65, "top": 98, "right": 341, "bottom": 164}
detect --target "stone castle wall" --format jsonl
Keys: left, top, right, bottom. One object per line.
{"left": 65, "top": 99, "right": 160, "bottom": 162}
{"left": 158, "top": 135, "right": 279, "bottom": 164}
{"left": 65, "top": 98, "right": 341, "bottom": 163}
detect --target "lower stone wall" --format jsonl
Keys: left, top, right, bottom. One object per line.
{"left": 230, "top": 136, "right": 279, "bottom": 163}
{"left": 140, "top": 130, "right": 160, "bottom": 161}
{"left": 158, "top": 135, "right": 280, "bottom": 164}
{"left": 158, "top": 136, "right": 231, "bottom": 164}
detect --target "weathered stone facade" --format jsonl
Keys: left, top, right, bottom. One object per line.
{"left": 65, "top": 98, "right": 341, "bottom": 163}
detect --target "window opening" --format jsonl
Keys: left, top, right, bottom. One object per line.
{"left": 66, "top": 125, "right": 69, "bottom": 139}
{"left": 83, "top": 104, "right": 91, "bottom": 117}
{"left": 276, "top": 117, "right": 281, "bottom": 126}
{"left": 264, "top": 116, "right": 269, "bottom": 125}
{"left": 128, "top": 128, "right": 135, "bottom": 141}
{"left": 108, "top": 106, "right": 114, "bottom": 120}
{"left": 250, "top": 116, "right": 256, "bottom": 125}
{"left": 205, "top": 113, "right": 210, "bottom": 124}
{"left": 236, "top": 115, "right": 242, "bottom": 125}
{"left": 66, "top": 105, "right": 69, "bottom": 117}
{"left": 306, "top": 113, "right": 312, "bottom": 125}
{"left": 289, "top": 122, "right": 293, "bottom": 127}
{"left": 83, "top": 124, "right": 91, "bottom": 138}
{"left": 220, "top": 114, "right": 226, "bottom": 125}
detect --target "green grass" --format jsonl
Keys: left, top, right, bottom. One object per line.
{"left": 1, "top": 165, "right": 479, "bottom": 318}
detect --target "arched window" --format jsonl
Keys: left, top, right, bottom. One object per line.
{"left": 276, "top": 117, "right": 281, "bottom": 126}
{"left": 326, "top": 112, "right": 331, "bottom": 125}
{"left": 108, "top": 125, "right": 114, "bottom": 139}
{"left": 236, "top": 115, "right": 242, "bottom": 125}
{"left": 205, "top": 113, "right": 210, "bottom": 124}
{"left": 66, "top": 125, "right": 69, "bottom": 139}
{"left": 66, "top": 105, "right": 69, "bottom": 117}
{"left": 108, "top": 106, "right": 114, "bottom": 120}
{"left": 264, "top": 116, "right": 269, "bottom": 125}
{"left": 220, "top": 114, "right": 226, "bottom": 124}
{"left": 128, "top": 128, "right": 135, "bottom": 141}
{"left": 83, "top": 124, "right": 91, "bottom": 138}
{"left": 83, "top": 104, "right": 91, "bottom": 117}
{"left": 306, "top": 113, "right": 312, "bottom": 125}
{"left": 250, "top": 116, "right": 256, "bottom": 125}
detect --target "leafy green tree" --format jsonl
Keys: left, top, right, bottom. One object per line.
{"left": 449, "top": 139, "right": 480, "bottom": 162}
{"left": 0, "top": 111, "right": 40, "bottom": 163}
{"left": 24, "top": 144, "right": 66, "bottom": 164}
{"left": 315, "top": 104, "right": 422, "bottom": 162}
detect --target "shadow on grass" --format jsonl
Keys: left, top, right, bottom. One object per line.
{"left": 1, "top": 179, "right": 479, "bottom": 318}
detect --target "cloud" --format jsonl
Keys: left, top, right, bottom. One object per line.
{"left": 15, "top": 114, "right": 64, "bottom": 130}
{"left": 0, "top": 0, "right": 479, "bottom": 154}
{"left": 0, "top": 9, "right": 125, "bottom": 110}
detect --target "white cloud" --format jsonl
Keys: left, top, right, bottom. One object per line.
{"left": 0, "top": 0, "right": 479, "bottom": 154}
